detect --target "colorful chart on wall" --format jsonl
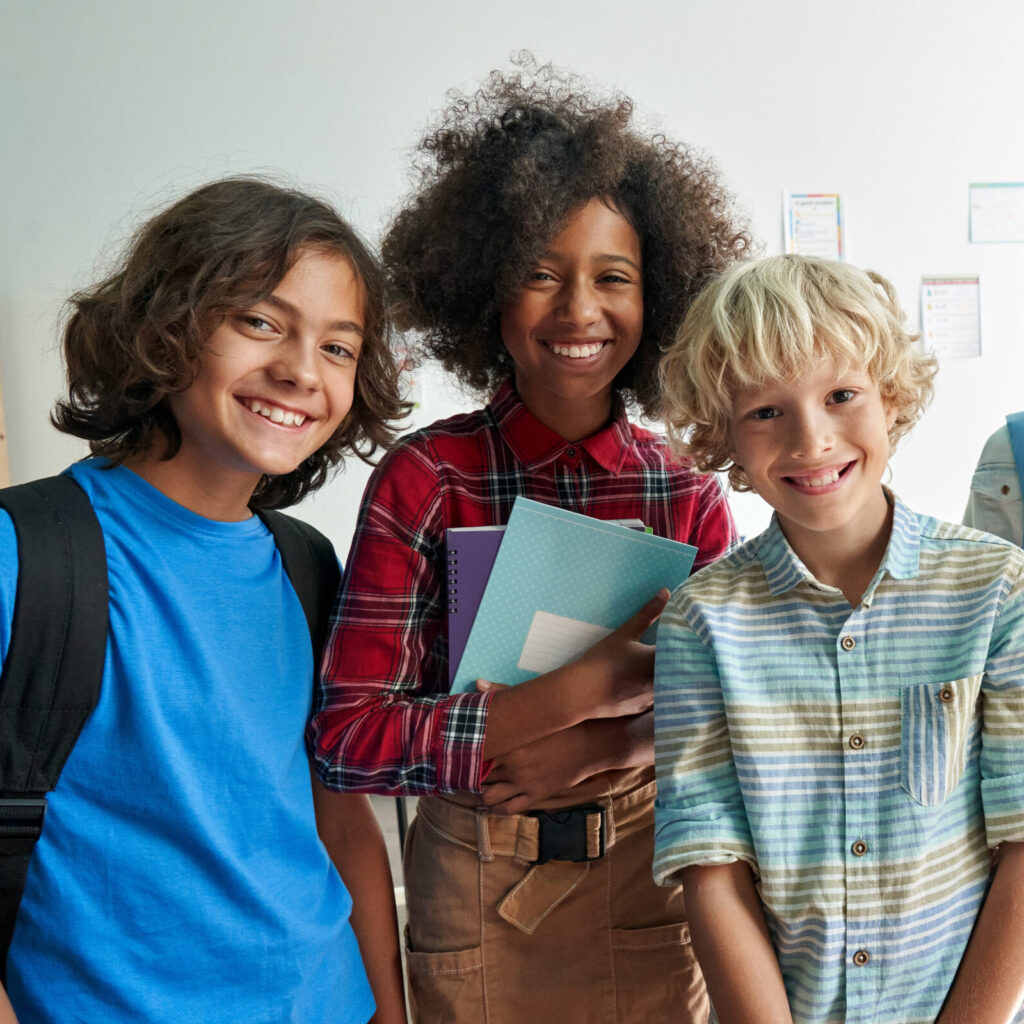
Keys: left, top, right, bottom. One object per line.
{"left": 783, "top": 191, "right": 844, "bottom": 260}
{"left": 920, "top": 275, "right": 981, "bottom": 359}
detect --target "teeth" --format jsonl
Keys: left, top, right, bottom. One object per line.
{"left": 795, "top": 468, "right": 841, "bottom": 488}
{"left": 551, "top": 342, "right": 604, "bottom": 358}
{"left": 245, "top": 399, "right": 305, "bottom": 427}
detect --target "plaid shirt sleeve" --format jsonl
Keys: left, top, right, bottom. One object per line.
{"left": 309, "top": 437, "right": 492, "bottom": 795}
{"left": 689, "top": 471, "right": 739, "bottom": 569}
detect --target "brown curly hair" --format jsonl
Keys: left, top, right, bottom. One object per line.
{"left": 382, "top": 54, "right": 752, "bottom": 416}
{"left": 52, "top": 177, "right": 410, "bottom": 509}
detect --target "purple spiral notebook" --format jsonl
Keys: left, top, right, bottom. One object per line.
{"left": 445, "top": 515, "right": 647, "bottom": 685}
{"left": 445, "top": 526, "right": 504, "bottom": 685}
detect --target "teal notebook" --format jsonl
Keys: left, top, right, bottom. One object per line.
{"left": 450, "top": 497, "right": 698, "bottom": 693}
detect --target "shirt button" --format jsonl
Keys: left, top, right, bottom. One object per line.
{"left": 1003, "top": 484, "right": 1012, "bottom": 495}
{"left": 851, "top": 839, "right": 868, "bottom": 857}
{"left": 853, "top": 949, "right": 870, "bottom": 967}
{"left": 939, "top": 687, "right": 954, "bottom": 703}
{"left": 565, "top": 447, "right": 577, "bottom": 458}
{"left": 841, "top": 635, "right": 856, "bottom": 651}
{"left": 849, "top": 734, "right": 866, "bottom": 750}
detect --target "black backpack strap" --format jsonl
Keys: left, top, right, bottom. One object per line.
{"left": 256, "top": 510, "right": 341, "bottom": 665}
{"left": 0, "top": 474, "right": 108, "bottom": 978}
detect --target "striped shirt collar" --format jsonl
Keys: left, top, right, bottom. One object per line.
{"left": 755, "top": 490, "right": 922, "bottom": 600}
{"left": 488, "top": 379, "right": 637, "bottom": 475}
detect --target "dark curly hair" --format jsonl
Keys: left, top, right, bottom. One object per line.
{"left": 52, "top": 176, "right": 410, "bottom": 509}
{"left": 382, "top": 55, "right": 752, "bottom": 416}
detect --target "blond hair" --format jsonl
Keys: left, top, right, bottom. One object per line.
{"left": 658, "top": 254, "right": 937, "bottom": 491}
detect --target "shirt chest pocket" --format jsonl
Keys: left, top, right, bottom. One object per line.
{"left": 900, "top": 674, "right": 982, "bottom": 806}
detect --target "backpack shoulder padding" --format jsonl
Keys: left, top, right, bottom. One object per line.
{"left": 0, "top": 473, "right": 108, "bottom": 979}
{"left": 0, "top": 475, "right": 108, "bottom": 795}
{"left": 256, "top": 509, "right": 340, "bottom": 665}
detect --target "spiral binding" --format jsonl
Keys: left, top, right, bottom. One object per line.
{"left": 447, "top": 548, "right": 458, "bottom": 613}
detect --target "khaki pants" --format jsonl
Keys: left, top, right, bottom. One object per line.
{"left": 403, "top": 779, "right": 709, "bottom": 1024}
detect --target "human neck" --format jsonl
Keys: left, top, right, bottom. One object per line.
{"left": 124, "top": 449, "right": 257, "bottom": 522}
{"left": 513, "top": 378, "right": 614, "bottom": 442}
{"left": 781, "top": 495, "right": 894, "bottom": 609}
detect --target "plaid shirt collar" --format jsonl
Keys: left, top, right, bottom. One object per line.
{"left": 755, "top": 489, "right": 921, "bottom": 602}
{"left": 487, "top": 380, "right": 638, "bottom": 476}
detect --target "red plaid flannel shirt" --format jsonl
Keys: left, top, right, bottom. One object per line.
{"left": 310, "top": 382, "right": 737, "bottom": 795}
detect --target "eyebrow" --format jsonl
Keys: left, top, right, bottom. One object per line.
{"left": 263, "top": 294, "right": 365, "bottom": 336}
{"left": 539, "top": 251, "right": 642, "bottom": 273}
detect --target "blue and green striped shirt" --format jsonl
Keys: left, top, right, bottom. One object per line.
{"left": 654, "top": 496, "right": 1024, "bottom": 1024}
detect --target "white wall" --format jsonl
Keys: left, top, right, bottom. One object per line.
{"left": 2, "top": 0, "right": 1022, "bottom": 551}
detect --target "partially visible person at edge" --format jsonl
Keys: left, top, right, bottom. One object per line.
{"left": 308, "top": 57, "right": 750, "bottom": 1024}
{"left": 0, "top": 178, "right": 408, "bottom": 1023}
{"left": 964, "top": 418, "right": 1024, "bottom": 545}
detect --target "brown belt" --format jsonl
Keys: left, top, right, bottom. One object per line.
{"left": 415, "top": 781, "right": 656, "bottom": 935}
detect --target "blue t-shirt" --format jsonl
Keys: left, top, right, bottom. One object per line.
{"left": 0, "top": 461, "right": 374, "bottom": 1024}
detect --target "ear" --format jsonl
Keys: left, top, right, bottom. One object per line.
{"left": 725, "top": 427, "right": 738, "bottom": 463}
{"left": 884, "top": 399, "right": 899, "bottom": 434}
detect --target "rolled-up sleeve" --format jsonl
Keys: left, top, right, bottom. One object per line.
{"left": 981, "top": 564, "right": 1024, "bottom": 847}
{"left": 653, "top": 596, "right": 756, "bottom": 886}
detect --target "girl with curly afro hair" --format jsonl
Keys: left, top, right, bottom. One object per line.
{"left": 311, "top": 56, "right": 751, "bottom": 1024}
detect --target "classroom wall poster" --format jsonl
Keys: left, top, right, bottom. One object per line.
{"left": 783, "top": 191, "right": 844, "bottom": 260}
{"left": 969, "top": 183, "right": 1024, "bottom": 243}
{"left": 920, "top": 275, "right": 981, "bottom": 359}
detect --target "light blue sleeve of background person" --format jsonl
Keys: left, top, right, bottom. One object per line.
{"left": 0, "top": 510, "right": 19, "bottom": 667}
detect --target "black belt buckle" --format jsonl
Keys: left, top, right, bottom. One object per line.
{"left": 528, "top": 803, "right": 606, "bottom": 864}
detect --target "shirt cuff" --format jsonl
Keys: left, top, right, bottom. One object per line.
{"left": 653, "top": 806, "right": 757, "bottom": 886}
{"left": 982, "top": 772, "right": 1024, "bottom": 847}
{"left": 433, "top": 687, "right": 494, "bottom": 794}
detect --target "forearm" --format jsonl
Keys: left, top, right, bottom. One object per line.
{"left": 0, "top": 984, "right": 18, "bottom": 1024}
{"left": 311, "top": 778, "right": 406, "bottom": 1024}
{"left": 937, "top": 842, "right": 1024, "bottom": 1024}
{"left": 555, "top": 710, "right": 653, "bottom": 775}
{"left": 310, "top": 678, "right": 490, "bottom": 795}
{"left": 573, "top": 710, "right": 653, "bottom": 772}
{"left": 481, "top": 659, "right": 610, "bottom": 759}
{"left": 681, "top": 861, "right": 793, "bottom": 1024}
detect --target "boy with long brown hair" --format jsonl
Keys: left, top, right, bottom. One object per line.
{"left": 1, "top": 178, "right": 407, "bottom": 1023}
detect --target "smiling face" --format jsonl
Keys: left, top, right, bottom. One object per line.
{"left": 133, "top": 247, "right": 364, "bottom": 520}
{"left": 500, "top": 197, "right": 643, "bottom": 441}
{"left": 728, "top": 359, "right": 898, "bottom": 574}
